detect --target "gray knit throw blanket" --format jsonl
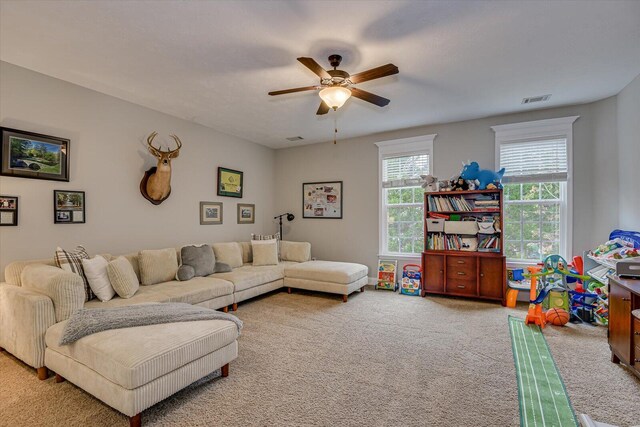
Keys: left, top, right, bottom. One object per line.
{"left": 59, "top": 303, "right": 243, "bottom": 345}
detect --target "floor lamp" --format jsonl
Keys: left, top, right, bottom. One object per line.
{"left": 274, "top": 213, "right": 295, "bottom": 238}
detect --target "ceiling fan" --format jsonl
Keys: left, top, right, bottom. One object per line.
{"left": 268, "top": 55, "right": 399, "bottom": 115}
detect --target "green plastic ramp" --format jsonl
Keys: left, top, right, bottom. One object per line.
{"left": 508, "top": 316, "right": 578, "bottom": 427}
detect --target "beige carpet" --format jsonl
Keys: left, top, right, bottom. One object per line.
{"left": 1, "top": 289, "right": 639, "bottom": 427}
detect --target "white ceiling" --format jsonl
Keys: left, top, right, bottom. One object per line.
{"left": 1, "top": 0, "right": 640, "bottom": 149}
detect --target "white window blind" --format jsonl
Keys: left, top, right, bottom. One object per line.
{"left": 499, "top": 138, "right": 568, "bottom": 183}
{"left": 382, "top": 154, "right": 430, "bottom": 188}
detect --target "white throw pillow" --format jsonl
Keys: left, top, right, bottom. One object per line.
{"left": 212, "top": 242, "right": 243, "bottom": 268}
{"left": 251, "top": 239, "right": 279, "bottom": 266}
{"left": 82, "top": 255, "right": 116, "bottom": 302}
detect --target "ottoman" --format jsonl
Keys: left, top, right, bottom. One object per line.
{"left": 284, "top": 260, "right": 369, "bottom": 302}
{"left": 44, "top": 319, "right": 239, "bottom": 426}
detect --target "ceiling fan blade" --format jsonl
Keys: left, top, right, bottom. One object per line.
{"left": 349, "top": 63, "right": 399, "bottom": 84}
{"left": 268, "top": 85, "right": 320, "bottom": 96}
{"left": 350, "top": 87, "right": 391, "bottom": 107}
{"left": 316, "top": 101, "right": 330, "bottom": 115}
{"left": 297, "top": 57, "right": 331, "bottom": 79}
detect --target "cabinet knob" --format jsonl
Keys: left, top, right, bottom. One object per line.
{"left": 457, "top": 272, "right": 466, "bottom": 276}
{"left": 622, "top": 298, "right": 631, "bottom": 301}
{"left": 457, "top": 260, "right": 465, "bottom": 264}
{"left": 440, "top": 270, "right": 444, "bottom": 273}
{"left": 480, "top": 273, "right": 484, "bottom": 277}
{"left": 457, "top": 285, "right": 465, "bottom": 289}
{"left": 635, "top": 331, "right": 640, "bottom": 336}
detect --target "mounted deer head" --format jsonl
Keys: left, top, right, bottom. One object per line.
{"left": 140, "top": 131, "right": 182, "bottom": 204}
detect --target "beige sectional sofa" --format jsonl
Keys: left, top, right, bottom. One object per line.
{"left": 0, "top": 241, "right": 368, "bottom": 376}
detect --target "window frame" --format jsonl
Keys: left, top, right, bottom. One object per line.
{"left": 492, "top": 116, "right": 578, "bottom": 265}
{"left": 376, "top": 134, "right": 436, "bottom": 259}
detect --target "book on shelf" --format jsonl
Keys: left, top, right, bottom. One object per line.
{"left": 478, "top": 234, "right": 501, "bottom": 252}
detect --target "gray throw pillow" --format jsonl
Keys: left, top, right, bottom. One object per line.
{"left": 214, "top": 262, "right": 232, "bottom": 273}
{"left": 181, "top": 245, "right": 216, "bottom": 277}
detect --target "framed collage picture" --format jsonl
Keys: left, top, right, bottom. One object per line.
{"left": 54, "top": 190, "right": 85, "bottom": 224}
{"left": 302, "top": 181, "right": 343, "bottom": 219}
{"left": 1, "top": 127, "right": 70, "bottom": 182}
{"left": 0, "top": 195, "right": 18, "bottom": 226}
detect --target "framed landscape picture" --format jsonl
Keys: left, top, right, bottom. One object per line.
{"left": 54, "top": 190, "right": 85, "bottom": 224}
{"left": 217, "top": 167, "right": 243, "bottom": 198}
{"left": 237, "top": 203, "right": 255, "bottom": 224}
{"left": 200, "top": 201, "right": 223, "bottom": 225}
{"left": 302, "top": 181, "right": 343, "bottom": 219}
{"left": 1, "top": 127, "right": 70, "bottom": 182}
{"left": 0, "top": 195, "right": 18, "bottom": 226}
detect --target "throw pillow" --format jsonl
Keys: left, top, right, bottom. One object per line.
{"left": 181, "top": 245, "right": 216, "bottom": 277}
{"left": 81, "top": 255, "right": 116, "bottom": 302}
{"left": 107, "top": 256, "right": 139, "bottom": 298}
{"left": 251, "top": 239, "right": 279, "bottom": 266}
{"left": 280, "top": 241, "right": 311, "bottom": 263}
{"left": 138, "top": 248, "right": 179, "bottom": 285}
{"left": 252, "top": 232, "right": 281, "bottom": 260}
{"left": 212, "top": 242, "right": 243, "bottom": 268}
{"left": 55, "top": 245, "right": 94, "bottom": 301}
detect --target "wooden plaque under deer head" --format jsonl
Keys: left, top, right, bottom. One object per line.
{"left": 140, "top": 132, "right": 182, "bottom": 205}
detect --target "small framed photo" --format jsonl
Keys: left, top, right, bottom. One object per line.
{"left": 217, "top": 167, "right": 243, "bottom": 198}
{"left": 1, "top": 127, "right": 70, "bottom": 182}
{"left": 0, "top": 195, "right": 18, "bottom": 226}
{"left": 237, "top": 203, "right": 255, "bottom": 224}
{"left": 200, "top": 201, "right": 223, "bottom": 225}
{"left": 54, "top": 190, "right": 85, "bottom": 224}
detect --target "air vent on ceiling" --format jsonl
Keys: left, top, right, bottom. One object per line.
{"left": 286, "top": 136, "right": 304, "bottom": 141}
{"left": 522, "top": 94, "right": 551, "bottom": 104}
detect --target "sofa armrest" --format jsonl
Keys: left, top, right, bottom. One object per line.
{"left": 21, "top": 264, "right": 85, "bottom": 322}
{"left": 0, "top": 282, "right": 55, "bottom": 369}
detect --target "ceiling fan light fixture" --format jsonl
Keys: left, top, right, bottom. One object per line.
{"left": 319, "top": 86, "right": 351, "bottom": 110}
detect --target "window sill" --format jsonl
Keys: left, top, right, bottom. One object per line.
{"left": 378, "top": 253, "right": 421, "bottom": 260}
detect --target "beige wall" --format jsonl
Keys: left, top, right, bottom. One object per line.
{"left": 0, "top": 62, "right": 277, "bottom": 277}
{"left": 275, "top": 98, "right": 619, "bottom": 276}
{"left": 617, "top": 73, "right": 640, "bottom": 231}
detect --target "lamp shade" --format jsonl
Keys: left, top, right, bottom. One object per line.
{"left": 319, "top": 86, "right": 351, "bottom": 110}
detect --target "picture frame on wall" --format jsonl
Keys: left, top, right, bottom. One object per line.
{"left": 54, "top": 190, "right": 85, "bottom": 224}
{"left": 217, "top": 167, "right": 243, "bottom": 198}
{"left": 302, "top": 181, "right": 343, "bottom": 219}
{"left": 0, "top": 195, "right": 18, "bottom": 226}
{"left": 237, "top": 203, "right": 255, "bottom": 224}
{"left": 200, "top": 201, "right": 223, "bottom": 225}
{"left": 1, "top": 127, "right": 70, "bottom": 182}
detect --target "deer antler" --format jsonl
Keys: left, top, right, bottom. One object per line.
{"left": 146, "top": 131, "right": 162, "bottom": 157}
{"left": 167, "top": 134, "right": 182, "bottom": 158}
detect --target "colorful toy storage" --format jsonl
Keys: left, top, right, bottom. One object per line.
{"left": 376, "top": 259, "right": 398, "bottom": 291}
{"left": 400, "top": 264, "right": 422, "bottom": 296}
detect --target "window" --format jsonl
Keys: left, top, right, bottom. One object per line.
{"left": 493, "top": 117, "right": 578, "bottom": 263}
{"left": 376, "top": 135, "right": 436, "bottom": 257}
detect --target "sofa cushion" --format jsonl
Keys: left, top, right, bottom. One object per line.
{"left": 45, "top": 318, "right": 238, "bottom": 389}
{"left": 212, "top": 264, "right": 287, "bottom": 292}
{"left": 122, "top": 253, "right": 141, "bottom": 283}
{"left": 238, "top": 241, "right": 253, "bottom": 264}
{"left": 280, "top": 241, "right": 311, "bottom": 263}
{"left": 139, "top": 248, "right": 179, "bottom": 285}
{"left": 284, "top": 261, "right": 368, "bottom": 284}
{"left": 151, "top": 277, "right": 234, "bottom": 304}
{"left": 251, "top": 240, "right": 279, "bottom": 266}
{"left": 212, "top": 242, "right": 243, "bottom": 268}
{"left": 107, "top": 257, "right": 140, "bottom": 299}
{"left": 55, "top": 246, "right": 94, "bottom": 301}
{"left": 84, "top": 285, "right": 169, "bottom": 308}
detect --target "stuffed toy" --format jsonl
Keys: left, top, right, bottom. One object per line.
{"left": 439, "top": 179, "right": 452, "bottom": 191}
{"left": 421, "top": 174, "right": 439, "bottom": 192}
{"left": 460, "top": 161, "right": 505, "bottom": 190}
{"left": 450, "top": 176, "right": 469, "bottom": 191}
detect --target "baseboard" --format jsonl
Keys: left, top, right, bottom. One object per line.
{"left": 367, "top": 277, "right": 377, "bottom": 286}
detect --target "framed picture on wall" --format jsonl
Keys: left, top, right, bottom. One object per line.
{"left": 0, "top": 195, "right": 18, "bottom": 226}
{"left": 237, "top": 203, "right": 255, "bottom": 224}
{"left": 200, "top": 201, "right": 223, "bottom": 225}
{"left": 302, "top": 181, "right": 343, "bottom": 219}
{"left": 54, "top": 190, "right": 85, "bottom": 224}
{"left": 217, "top": 167, "right": 243, "bottom": 198}
{"left": 1, "top": 127, "right": 70, "bottom": 182}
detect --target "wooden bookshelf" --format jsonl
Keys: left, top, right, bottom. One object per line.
{"left": 421, "top": 188, "right": 506, "bottom": 305}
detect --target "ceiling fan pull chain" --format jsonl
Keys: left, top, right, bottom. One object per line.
{"left": 334, "top": 116, "right": 338, "bottom": 145}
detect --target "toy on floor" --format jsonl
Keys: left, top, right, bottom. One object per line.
{"left": 376, "top": 259, "right": 398, "bottom": 291}
{"left": 506, "top": 268, "right": 531, "bottom": 308}
{"left": 459, "top": 161, "right": 505, "bottom": 190}
{"left": 400, "top": 264, "right": 422, "bottom": 296}
{"left": 546, "top": 308, "right": 570, "bottom": 326}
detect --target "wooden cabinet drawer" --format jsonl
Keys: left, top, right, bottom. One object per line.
{"left": 446, "top": 277, "right": 477, "bottom": 296}
{"left": 423, "top": 254, "right": 445, "bottom": 293}
{"left": 446, "top": 256, "right": 476, "bottom": 279}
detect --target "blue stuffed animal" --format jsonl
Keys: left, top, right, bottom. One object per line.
{"left": 460, "top": 162, "right": 505, "bottom": 190}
